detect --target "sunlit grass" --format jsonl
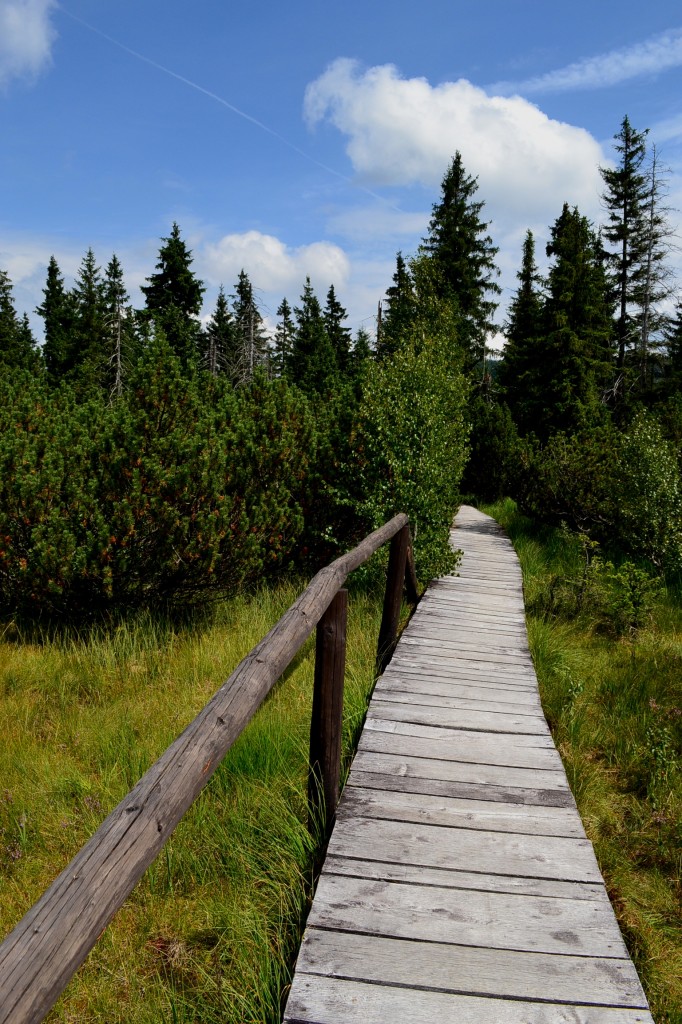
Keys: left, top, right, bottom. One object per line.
{"left": 485, "top": 499, "right": 682, "bottom": 1024}
{"left": 0, "top": 580, "right": 384, "bottom": 1023}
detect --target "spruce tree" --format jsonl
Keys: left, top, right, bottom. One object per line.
{"left": 636, "top": 145, "right": 676, "bottom": 391}
{"left": 0, "top": 269, "right": 38, "bottom": 370}
{"left": 290, "top": 277, "right": 338, "bottom": 396}
{"left": 421, "top": 153, "right": 500, "bottom": 367}
{"left": 103, "top": 254, "right": 137, "bottom": 398}
{"left": 324, "top": 284, "right": 352, "bottom": 375}
{"left": 71, "top": 247, "right": 108, "bottom": 387}
{"left": 538, "top": 204, "right": 614, "bottom": 436}
{"left": 231, "top": 270, "right": 268, "bottom": 383}
{"left": 141, "top": 223, "right": 205, "bottom": 367}
{"left": 498, "top": 230, "right": 544, "bottom": 429}
{"left": 379, "top": 252, "right": 416, "bottom": 360}
{"left": 350, "top": 327, "right": 372, "bottom": 391}
{"left": 36, "top": 256, "right": 76, "bottom": 383}
{"left": 203, "top": 286, "right": 237, "bottom": 377}
{"left": 273, "top": 297, "right": 295, "bottom": 378}
{"left": 600, "top": 116, "right": 650, "bottom": 372}
{"left": 666, "top": 300, "right": 682, "bottom": 389}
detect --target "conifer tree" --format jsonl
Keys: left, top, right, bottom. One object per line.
{"left": 231, "top": 270, "right": 268, "bottom": 383}
{"left": 498, "top": 230, "right": 544, "bottom": 427}
{"left": 141, "top": 223, "right": 205, "bottom": 367}
{"left": 537, "top": 204, "right": 614, "bottom": 436}
{"left": 103, "top": 254, "right": 137, "bottom": 398}
{"left": 350, "top": 326, "right": 372, "bottom": 392}
{"left": 422, "top": 153, "right": 500, "bottom": 367}
{"left": 0, "top": 269, "right": 38, "bottom": 370}
{"left": 70, "top": 247, "right": 108, "bottom": 387}
{"left": 379, "top": 252, "right": 416, "bottom": 359}
{"left": 203, "top": 286, "right": 238, "bottom": 377}
{"left": 36, "top": 256, "right": 76, "bottom": 383}
{"left": 273, "top": 297, "right": 295, "bottom": 378}
{"left": 636, "top": 145, "right": 676, "bottom": 390}
{"left": 290, "top": 277, "right": 338, "bottom": 396}
{"left": 324, "top": 284, "right": 352, "bottom": 374}
{"left": 600, "top": 116, "right": 650, "bottom": 372}
{"left": 666, "top": 300, "right": 682, "bottom": 387}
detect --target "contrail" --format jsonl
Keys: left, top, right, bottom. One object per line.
{"left": 59, "top": 8, "right": 400, "bottom": 211}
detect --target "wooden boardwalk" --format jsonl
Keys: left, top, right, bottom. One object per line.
{"left": 283, "top": 506, "right": 654, "bottom": 1024}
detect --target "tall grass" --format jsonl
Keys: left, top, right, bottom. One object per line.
{"left": 485, "top": 499, "right": 682, "bottom": 1024}
{"left": 0, "top": 580, "right": 384, "bottom": 1022}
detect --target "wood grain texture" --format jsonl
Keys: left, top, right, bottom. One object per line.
{"left": 285, "top": 975, "right": 653, "bottom": 1024}
{"left": 338, "top": 785, "right": 586, "bottom": 838}
{"left": 283, "top": 506, "right": 654, "bottom": 1023}
{"left": 324, "top": 817, "right": 603, "bottom": 883}
{"left": 294, "top": 929, "right": 649, "bottom": 1006}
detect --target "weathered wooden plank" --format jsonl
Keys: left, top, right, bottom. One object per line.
{"left": 399, "top": 635, "right": 534, "bottom": 663}
{"left": 411, "top": 619, "right": 529, "bottom": 639}
{"left": 365, "top": 699, "right": 547, "bottom": 734}
{"left": 348, "top": 768, "right": 574, "bottom": 807}
{"left": 325, "top": 817, "right": 602, "bottom": 883}
{"left": 284, "top": 975, "right": 654, "bottom": 1024}
{"left": 376, "top": 674, "right": 544, "bottom": 707}
{"left": 359, "top": 724, "right": 563, "bottom": 771}
{"left": 338, "top": 785, "right": 586, "bottom": 838}
{"left": 362, "top": 716, "right": 558, "bottom": 752}
{"left": 372, "top": 689, "right": 546, "bottom": 719}
{"left": 351, "top": 746, "right": 570, "bottom": 790}
{"left": 388, "top": 655, "right": 539, "bottom": 684}
{"left": 411, "top": 611, "right": 528, "bottom": 634}
{"left": 293, "top": 929, "right": 649, "bottom": 1007}
{"left": 403, "top": 616, "right": 528, "bottom": 638}
{"left": 393, "top": 643, "right": 535, "bottom": 669}
{"left": 420, "top": 597, "right": 527, "bottom": 617}
{"left": 384, "top": 661, "right": 539, "bottom": 686}
{"left": 307, "top": 875, "right": 626, "bottom": 954}
{"left": 323, "top": 855, "right": 604, "bottom": 900}
{"left": 433, "top": 582, "right": 523, "bottom": 598}
{"left": 380, "top": 663, "right": 538, "bottom": 687}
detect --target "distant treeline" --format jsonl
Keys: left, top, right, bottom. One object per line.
{"left": 2, "top": 113, "right": 682, "bottom": 618}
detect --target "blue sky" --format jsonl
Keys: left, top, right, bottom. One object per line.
{"left": 2, "top": 1, "right": 682, "bottom": 346}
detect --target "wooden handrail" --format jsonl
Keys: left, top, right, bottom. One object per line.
{"left": 0, "top": 513, "right": 416, "bottom": 1024}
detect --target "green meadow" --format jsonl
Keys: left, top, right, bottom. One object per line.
{"left": 0, "top": 582, "right": 383, "bottom": 1023}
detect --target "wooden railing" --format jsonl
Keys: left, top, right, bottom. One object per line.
{"left": 0, "top": 515, "right": 418, "bottom": 1024}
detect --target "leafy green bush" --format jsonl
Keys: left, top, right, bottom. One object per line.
{"left": 514, "top": 413, "right": 682, "bottom": 576}
{"left": 353, "top": 333, "right": 469, "bottom": 581}
{"left": 514, "top": 425, "right": 619, "bottom": 535}
{"left": 614, "top": 411, "right": 682, "bottom": 574}
{"left": 0, "top": 338, "right": 318, "bottom": 618}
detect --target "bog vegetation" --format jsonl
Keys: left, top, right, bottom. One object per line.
{"left": 0, "top": 114, "right": 681, "bottom": 1020}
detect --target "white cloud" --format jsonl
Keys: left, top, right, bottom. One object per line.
{"left": 0, "top": 0, "right": 57, "bottom": 87}
{"left": 651, "top": 113, "right": 682, "bottom": 145}
{"left": 200, "top": 230, "right": 351, "bottom": 297}
{"left": 492, "top": 27, "right": 682, "bottom": 95}
{"left": 326, "top": 205, "right": 429, "bottom": 244}
{"left": 304, "top": 59, "right": 604, "bottom": 228}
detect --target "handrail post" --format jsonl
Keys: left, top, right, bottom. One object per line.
{"left": 308, "top": 588, "right": 348, "bottom": 834}
{"left": 377, "top": 524, "right": 410, "bottom": 672}
{"left": 404, "top": 533, "right": 419, "bottom": 606}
